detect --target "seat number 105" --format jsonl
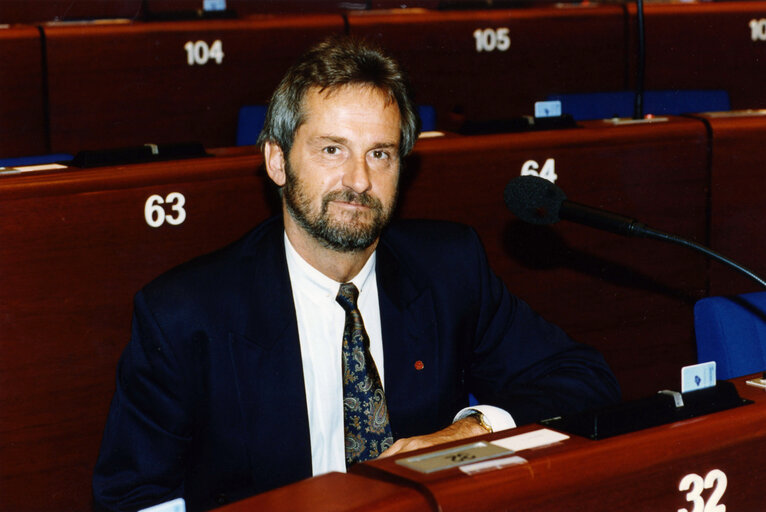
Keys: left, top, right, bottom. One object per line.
{"left": 473, "top": 28, "right": 511, "bottom": 53}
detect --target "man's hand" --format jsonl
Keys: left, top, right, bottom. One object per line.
{"left": 378, "top": 416, "right": 488, "bottom": 459}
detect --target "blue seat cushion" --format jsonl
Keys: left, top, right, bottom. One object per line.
{"left": 694, "top": 292, "right": 766, "bottom": 380}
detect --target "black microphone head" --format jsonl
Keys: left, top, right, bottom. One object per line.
{"left": 503, "top": 175, "right": 567, "bottom": 224}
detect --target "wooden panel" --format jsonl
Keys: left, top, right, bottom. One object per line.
{"left": 144, "top": 0, "right": 369, "bottom": 14}
{"left": 398, "top": 117, "right": 710, "bottom": 400}
{"left": 0, "top": 148, "right": 275, "bottom": 511}
{"left": 692, "top": 111, "right": 766, "bottom": 296}
{"left": 357, "top": 376, "right": 766, "bottom": 512}
{"left": 347, "top": 4, "right": 627, "bottom": 130}
{"left": 0, "top": 1, "right": 141, "bottom": 23}
{"left": 0, "top": 117, "right": 712, "bottom": 508}
{"left": 217, "top": 472, "right": 431, "bottom": 512}
{"left": 44, "top": 16, "right": 344, "bottom": 154}
{"left": 627, "top": 1, "right": 766, "bottom": 111}
{"left": 0, "top": 25, "right": 46, "bottom": 158}
{"left": 371, "top": 0, "right": 439, "bottom": 8}
{"left": 220, "top": 376, "right": 766, "bottom": 511}
{"left": 145, "top": 0, "right": 442, "bottom": 15}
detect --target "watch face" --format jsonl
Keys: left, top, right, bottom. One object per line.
{"left": 470, "top": 411, "right": 492, "bottom": 433}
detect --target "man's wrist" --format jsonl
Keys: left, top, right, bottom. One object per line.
{"left": 467, "top": 411, "right": 493, "bottom": 434}
{"left": 454, "top": 405, "right": 516, "bottom": 432}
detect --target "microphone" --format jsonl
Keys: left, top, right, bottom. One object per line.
{"left": 503, "top": 175, "right": 650, "bottom": 237}
{"left": 503, "top": 175, "right": 766, "bottom": 289}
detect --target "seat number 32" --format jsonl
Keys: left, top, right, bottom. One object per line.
{"left": 678, "top": 469, "right": 727, "bottom": 512}
{"left": 145, "top": 193, "right": 187, "bottom": 227}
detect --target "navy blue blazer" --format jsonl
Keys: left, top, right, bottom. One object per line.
{"left": 93, "top": 216, "right": 620, "bottom": 511}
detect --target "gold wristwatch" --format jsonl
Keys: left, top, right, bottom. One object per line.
{"left": 469, "top": 410, "right": 493, "bottom": 434}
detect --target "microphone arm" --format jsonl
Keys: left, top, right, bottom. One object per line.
{"left": 640, "top": 226, "right": 766, "bottom": 289}
{"left": 561, "top": 201, "right": 766, "bottom": 289}
{"left": 559, "top": 201, "right": 648, "bottom": 237}
{"left": 504, "top": 175, "right": 766, "bottom": 289}
{"left": 634, "top": 0, "right": 646, "bottom": 119}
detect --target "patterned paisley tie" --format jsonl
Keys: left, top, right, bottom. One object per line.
{"left": 336, "top": 282, "right": 393, "bottom": 467}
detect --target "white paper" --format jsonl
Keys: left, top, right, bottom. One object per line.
{"left": 490, "top": 428, "right": 569, "bottom": 452}
{"left": 3, "top": 163, "right": 68, "bottom": 173}
{"left": 459, "top": 455, "right": 528, "bottom": 475}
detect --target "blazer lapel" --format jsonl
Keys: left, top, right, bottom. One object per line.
{"left": 376, "top": 237, "right": 441, "bottom": 439}
{"left": 228, "top": 219, "right": 313, "bottom": 486}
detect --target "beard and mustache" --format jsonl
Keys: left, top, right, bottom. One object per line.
{"left": 282, "top": 159, "right": 397, "bottom": 252}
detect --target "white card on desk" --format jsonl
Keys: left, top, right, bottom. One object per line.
{"left": 395, "top": 441, "right": 512, "bottom": 474}
{"left": 681, "top": 361, "right": 716, "bottom": 393}
{"left": 490, "top": 428, "right": 569, "bottom": 452}
{"left": 138, "top": 498, "right": 185, "bottom": 512}
{"left": 534, "top": 100, "right": 562, "bottom": 118}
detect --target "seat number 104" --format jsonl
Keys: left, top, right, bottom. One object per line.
{"left": 184, "top": 40, "right": 224, "bottom": 66}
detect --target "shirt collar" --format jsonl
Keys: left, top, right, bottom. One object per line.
{"left": 284, "top": 232, "right": 377, "bottom": 301}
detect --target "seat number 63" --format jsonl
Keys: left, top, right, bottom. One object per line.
{"left": 144, "top": 193, "right": 187, "bottom": 228}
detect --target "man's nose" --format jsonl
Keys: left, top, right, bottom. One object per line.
{"left": 342, "top": 156, "right": 372, "bottom": 194}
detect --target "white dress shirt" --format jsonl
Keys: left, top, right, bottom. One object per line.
{"left": 283, "top": 232, "right": 514, "bottom": 477}
{"left": 284, "top": 233, "right": 384, "bottom": 476}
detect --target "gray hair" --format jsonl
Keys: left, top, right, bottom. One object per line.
{"left": 257, "top": 35, "right": 420, "bottom": 158}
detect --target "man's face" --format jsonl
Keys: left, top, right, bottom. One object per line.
{"left": 282, "top": 85, "right": 401, "bottom": 252}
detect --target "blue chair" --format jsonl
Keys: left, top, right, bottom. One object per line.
{"left": 235, "top": 104, "right": 438, "bottom": 147}
{"left": 0, "top": 153, "right": 72, "bottom": 168}
{"left": 694, "top": 292, "right": 766, "bottom": 380}
{"left": 418, "top": 105, "right": 436, "bottom": 132}
{"left": 547, "top": 90, "right": 730, "bottom": 121}
{"left": 236, "top": 105, "right": 268, "bottom": 146}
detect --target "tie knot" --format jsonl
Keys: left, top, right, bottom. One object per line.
{"left": 336, "top": 282, "right": 360, "bottom": 312}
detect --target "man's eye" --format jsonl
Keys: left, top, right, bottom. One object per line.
{"left": 372, "top": 150, "right": 388, "bottom": 159}
{"left": 323, "top": 146, "right": 338, "bottom": 155}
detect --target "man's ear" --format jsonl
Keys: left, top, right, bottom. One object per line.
{"left": 263, "top": 142, "right": 287, "bottom": 187}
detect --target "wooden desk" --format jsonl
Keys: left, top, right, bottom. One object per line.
{"left": 627, "top": 1, "right": 766, "bottom": 111}
{"left": 218, "top": 472, "right": 431, "bottom": 512}
{"left": 43, "top": 15, "right": 344, "bottom": 154}
{"left": 347, "top": 3, "right": 627, "bottom": 130}
{"left": 0, "top": 25, "right": 46, "bottom": 158}
{"left": 0, "top": 148, "right": 273, "bottom": 511}
{"left": 0, "top": 0, "right": 141, "bottom": 24}
{"left": 220, "top": 376, "right": 766, "bottom": 511}
{"left": 400, "top": 117, "right": 710, "bottom": 400}
{"left": 0, "top": 115, "right": 716, "bottom": 509}
{"left": 144, "top": 0, "right": 369, "bottom": 15}
{"left": 690, "top": 110, "right": 766, "bottom": 297}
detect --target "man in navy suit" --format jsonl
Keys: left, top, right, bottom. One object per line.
{"left": 93, "top": 36, "right": 620, "bottom": 511}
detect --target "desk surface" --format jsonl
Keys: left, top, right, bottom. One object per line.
{"left": 221, "top": 376, "right": 766, "bottom": 511}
